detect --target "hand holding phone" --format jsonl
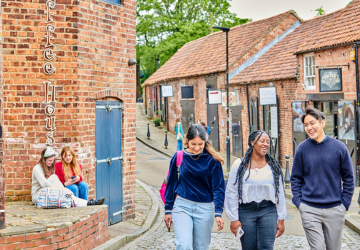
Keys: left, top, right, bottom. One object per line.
{"left": 236, "top": 227, "right": 244, "bottom": 239}
{"left": 71, "top": 176, "right": 76, "bottom": 179}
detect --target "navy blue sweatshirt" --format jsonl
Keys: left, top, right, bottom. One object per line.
{"left": 291, "top": 136, "right": 354, "bottom": 210}
{"left": 165, "top": 150, "right": 225, "bottom": 217}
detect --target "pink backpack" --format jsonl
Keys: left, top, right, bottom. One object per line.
{"left": 159, "top": 151, "right": 183, "bottom": 203}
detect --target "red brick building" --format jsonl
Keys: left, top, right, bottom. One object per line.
{"left": 143, "top": 0, "right": 360, "bottom": 185}
{"left": 0, "top": 0, "right": 137, "bottom": 226}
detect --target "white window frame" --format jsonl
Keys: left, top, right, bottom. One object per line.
{"left": 303, "top": 53, "right": 316, "bottom": 90}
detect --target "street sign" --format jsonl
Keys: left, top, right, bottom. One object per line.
{"left": 161, "top": 85, "right": 173, "bottom": 97}
{"left": 208, "top": 90, "right": 222, "bottom": 104}
{"left": 259, "top": 87, "right": 277, "bottom": 105}
{"left": 221, "top": 92, "right": 236, "bottom": 106}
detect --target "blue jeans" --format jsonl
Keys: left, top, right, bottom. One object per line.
{"left": 177, "top": 140, "right": 183, "bottom": 151}
{"left": 66, "top": 181, "right": 89, "bottom": 200}
{"left": 172, "top": 196, "right": 214, "bottom": 250}
{"left": 238, "top": 200, "right": 277, "bottom": 250}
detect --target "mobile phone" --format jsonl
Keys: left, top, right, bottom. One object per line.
{"left": 71, "top": 176, "right": 76, "bottom": 179}
{"left": 236, "top": 227, "right": 244, "bottom": 239}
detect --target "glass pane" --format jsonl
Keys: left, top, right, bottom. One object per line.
{"left": 311, "top": 56, "right": 315, "bottom": 67}
{"left": 306, "top": 66, "right": 309, "bottom": 76}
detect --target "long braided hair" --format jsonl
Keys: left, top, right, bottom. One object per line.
{"left": 234, "top": 130, "right": 284, "bottom": 203}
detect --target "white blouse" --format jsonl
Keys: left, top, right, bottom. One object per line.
{"left": 224, "top": 158, "right": 287, "bottom": 221}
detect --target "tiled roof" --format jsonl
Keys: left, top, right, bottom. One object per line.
{"left": 230, "top": 12, "right": 337, "bottom": 84}
{"left": 144, "top": 11, "right": 295, "bottom": 86}
{"left": 295, "top": 0, "right": 360, "bottom": 53}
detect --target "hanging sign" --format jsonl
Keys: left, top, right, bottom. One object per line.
{"left": 161, "top": 85, "right": 173, "bottom": 97}
{"left": 259, "top": 87, "right": 277, "bottom": 105}
{"left": 221, "top": 92, "right": 236, "bottom": 107}
{"left": 319, "top": 68, "right": 342, "bottom": 92}
{"left": 270, "top": 107, "right": 278, "bottom": 138}
{"left": 208, "top": 90, "right": 222, "bottom": 104}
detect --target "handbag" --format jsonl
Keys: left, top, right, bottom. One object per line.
{"left": 159, "top": 150, "right": 183, "bottom": 203}
{"left": 36, "top": 187, "right": 75, "bottom": 209}
{"left": 176, "top": 123, "right": 183, "bottom": 140}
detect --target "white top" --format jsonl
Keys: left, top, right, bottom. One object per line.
{"left": 224, "top": 158, "right": 287, "bottom": 221}
{"left": 31, "top": 164, "right": 63, "bottom": 204}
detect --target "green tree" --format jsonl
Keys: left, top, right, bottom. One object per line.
{"left": 312, "top": 6, "right": 326, "bottom": 17}
{"left": 137, "top": 0, "right": 251, "bottom": 83}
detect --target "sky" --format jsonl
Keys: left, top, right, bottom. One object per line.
{"left": 229, "top": 0, "right": 351, "bottom": 21}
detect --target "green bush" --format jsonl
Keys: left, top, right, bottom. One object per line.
{"left": 153, "top": 118, "right": 161, "bottom": 124}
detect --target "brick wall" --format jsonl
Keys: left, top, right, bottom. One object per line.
{"left": 0, "top": 207, "right": 109, "bottom": 249}
{"left": 2, "top": 0, "right": 136, "bottom": 219}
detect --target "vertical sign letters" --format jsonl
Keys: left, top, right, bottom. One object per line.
{"left": 43, "top": 0, "right": 57, "bottom": 146}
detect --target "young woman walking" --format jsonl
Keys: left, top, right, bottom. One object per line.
{"left": 225, "top": 130, "right": 286, "bottom": 250}
{"left": 174, "top": 117, "right": 184, "bottom": 151}
{"left": 55, "top": 146, "right": 89, "bottom": 200}
{"left": 164, "top": 124, "right": 225, "bottom": 250}
{"left": 32, "top": 147, "right": 104, "bottom": 207}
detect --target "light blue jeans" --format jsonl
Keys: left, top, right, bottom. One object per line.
{"left": 177, "top": 140, "right": 183, "bottom": 151}
{"left": 66, "top": 181, "right": 89, "bottom": 200}
{"left": 172, "top": 196, "right": 214, "bottom": 250}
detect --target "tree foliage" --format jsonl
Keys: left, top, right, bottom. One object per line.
{"left": 137, "top": 0, "right": 251, "bottom": 83}
{"left": 312, "top": 6, "right": 326, "bottom": 17}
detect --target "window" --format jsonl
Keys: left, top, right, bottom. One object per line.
{"left": 303, "top": 53, "right": 316, "bottom": 90}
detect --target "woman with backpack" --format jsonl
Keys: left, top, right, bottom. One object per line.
{"left": 55, "top": 146, "right": 89, "bottom": 200}
{"left": 224, "top": 130, "right": 286, "bottom": 250}
{"left": 164, "top": 124, "right": 225, "bottom": 250}
{"left": 174, "top": 117, "right": 184, "bottom": 151}
{"left": 32, "top": 147, "right": 105, "bottom": 208}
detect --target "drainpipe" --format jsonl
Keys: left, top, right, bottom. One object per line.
{"left": 355, "top": 42, "right": 360, "bottom": 187}
{"left": 246, "top": 84, "right": 251, "bottom": 133}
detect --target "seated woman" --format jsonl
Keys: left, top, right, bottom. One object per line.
{"left": 55, "top": 146, "right": 88, "bottom": 200}
{"left": 32, "top": 147, "right": 104, "bottom": 207}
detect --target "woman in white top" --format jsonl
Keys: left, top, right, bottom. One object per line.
{"left": 225, "top": 130, "right": 286, "bottom": 250}
{"left": 32, "top": 147, "right": 105, "bottom": 207}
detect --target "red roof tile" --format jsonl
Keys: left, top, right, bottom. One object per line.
{"left": 295, "top": 0, "right": 360, "bottom": 53}
{"left": 144, "top": 11, "right": 296, "bottom": 86}
{"left": 230, "top": 12, "right": 336, "bottom": 84}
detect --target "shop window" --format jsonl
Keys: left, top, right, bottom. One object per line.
{"left": 181, "top": 86, "right": 194, "bottom": 99}
{"left": 303, "top": 53, "right": 316, "bottom": 90}
{"left": 102, "top": 0, "right": 122, "bottom": 5}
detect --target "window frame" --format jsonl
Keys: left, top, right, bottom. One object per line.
{"left": 303, "top": 53, "right": 316, "bottom": 90}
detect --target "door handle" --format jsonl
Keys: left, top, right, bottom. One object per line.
{"left": 211, "top": 121, "right": 214, "bottom": 124}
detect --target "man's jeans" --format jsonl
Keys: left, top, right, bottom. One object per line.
{"left": 299, "top": 202, "right": 346, "bottom": 250}
{"left": 66, "top": 181, "right": 89, "bottom": 200}
{"left": 177, "top": 140, "right": 183, "bottom": 151}
{"left": 238, "top": 200, "right": 277, "bottom": 250}
{"left": 172, "top": 196, "right": 214, "bottom": 250}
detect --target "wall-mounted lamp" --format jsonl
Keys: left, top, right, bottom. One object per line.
{"left": 128, "top": 58, "right": 137, "bottom": 66}
{"left": 268, "top": 82, "right": 274, "bottom": 87}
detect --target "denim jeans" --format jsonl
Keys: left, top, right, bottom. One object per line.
{"left": 177, "top": 140, "right": 183, "bottom": 151}
{"left": 66, "top": 181, "right": 89, "bottom": 200}
{"left": 172, "top": 196, "right": 214, "bottom": 250}
{"left": 238, "top": 200, "right": 277, "bottom": 250}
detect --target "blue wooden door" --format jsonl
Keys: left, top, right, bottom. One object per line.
{"left": 95, "top": 101, "right": 123, "bottom": 224}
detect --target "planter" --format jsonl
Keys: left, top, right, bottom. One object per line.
{"left": 154, "top": 123, "right": 160, "bottom": 127}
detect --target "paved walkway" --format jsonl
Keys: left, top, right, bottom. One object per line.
{"left": 136, "top": 103, "right": 238, "bottom": 173}
{"left": 0, "top": 202, "right": 106, "bottom": 237}
{"left": 108, "top": 182, "right": 152, "bottom": 239}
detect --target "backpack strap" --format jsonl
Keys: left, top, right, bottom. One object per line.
{"left": 176, "top": 151, "right": 183, "bottom": 181}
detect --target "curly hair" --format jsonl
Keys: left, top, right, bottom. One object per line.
{"left": 234, "top": 130, "right": 283, "bottom": 203}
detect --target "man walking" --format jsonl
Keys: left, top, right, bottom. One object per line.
{"left": 291, "top": 107, "right": 354, "bottom": 250}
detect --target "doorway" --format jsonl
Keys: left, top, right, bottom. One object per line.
{"left": 95, "top": 101, "right": 124, "bottom": 224}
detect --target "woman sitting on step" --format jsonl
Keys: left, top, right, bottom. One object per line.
{"left": 55, "top": 146, "right": 89, "bottom": 200}
{"left": 31, "top": 147, "right": 104, "bottom": 208}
